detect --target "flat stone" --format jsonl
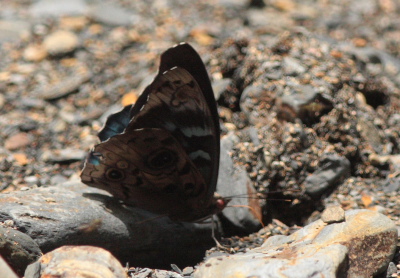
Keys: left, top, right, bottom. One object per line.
{"left": 88, "top": 3, "right": 137, "bottom": 26}
{"left": 32, "top": 71, "right": 92, "bottom": 100}
{"left": 0, "top": 20, "right": 30, "bottom": 42}
{"left": 40, "top": 148, "right": 86, "bottom": 163}
{"left": 195, "top": 209, "right": 398, "bottom": 278}
{"left": 0, "top": 180, "right": 218, "bottom": 267}
{"left": 5, "top": 133, "right": 32, "bottom": 151}
{"left": 29, "top": 0, "right": 88, "bottom": 17}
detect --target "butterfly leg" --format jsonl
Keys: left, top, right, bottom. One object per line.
{"left": 211, "top": 215, "right": 230, "bottom": 250}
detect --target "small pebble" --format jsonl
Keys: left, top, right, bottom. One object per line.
{"left": 43, "top": 30, "right": 79, "bottom": 56}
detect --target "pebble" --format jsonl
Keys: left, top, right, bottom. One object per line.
{"left": 33, "top": 71, "right": 92, "bottom": 100}
{"left": 40, "top": 148, "right": 86, "bottom": 163}
{"left": 321, "top": 205, "right": 345, "bottom": 223}
{"left": 23, "top": 44, "right": 47, "bottom": 62}
{"left": 5, "top": 133, "right": 31, "bottom": 151}
{"left": 24, "top": 176, "right": 39, "bottom": 186}
{"left": 12, "top": 153, "right": 29, "bottom": 166}
{"left": 43, "top": 30, "right": 79, "bottom": 56}
{"left": 212, "top": 78, "right": 231, "bottom": 100}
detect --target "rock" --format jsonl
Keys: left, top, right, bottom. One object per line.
{"left": 0, "top": 94, "right": 4, "bottom": 109}
{"left": 240, "top": 85, "right": 266, "bottom": 124}
{"left": 129, "top": 267, "right": 183, "bottom": 278}
{"left": 5, "top": 132, "right": 32, "bottom": 151}
{"left": 320, "top": 205, "right": 345, "bottom": 223}
{"left": 89, "top": 3, "right": 137, "bottom": 26}
{"left": 278, "top": 84, "right": 333, "bottom": 124}
{"left": 212, "top": 78, "right": 231, "bottom": 100}
{"left": 217, "top": 133, "right": 262, "bottom": 234}
{"left": 0, "top": 226, "right": 42, "bottom": 276}
{"left": 282, "top": 56, "right": 306, "bottom": 76}
{"left": 0, "top": 20, "right": 30, "bottom": 42}
{"left": 0, "top": 180, "right": 218, "bottom": 268}
{"left": 41, "top": 148, "right": 86, "bottom": 163}
{"left": 245, "top": 8, "right": 293, "bottom": 29}
{"left": 357, "top": 117, "right": 384, "bottom": 154}
{"left": 43, "top": 30, "right": 79, "bottom": 56}
{"left": 23, "top": 44, "right": 47, "bottom": 62}
{"left": 304, "top": 153, "right": 351, "bottom": 199}
{"left": 59, "top": 16, "right": 88, "bottom": 31}
{"left": 32, "top": 71, "right": 92, "bottom": 100}
{"left": 29, "top": 0, "right": 88, "bottom": 17}
{"left": 195, "top": 209, "right": 398, "bottom": 278}
{"left": 0, "top": 256, "right": 18, "bottom": 278}
{"left": 24, "top": 246, "right": 126, "bottom": 278}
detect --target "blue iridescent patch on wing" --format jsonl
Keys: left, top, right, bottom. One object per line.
{"left": 98, "top": 105, "right": 132, "bottom": 142}
{"left": 88, "top": 152, "right": 101, "bottom": 166}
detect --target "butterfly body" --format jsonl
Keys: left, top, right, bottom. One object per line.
{"left": 81, "top": 43, "right": 228, "bottom": 222}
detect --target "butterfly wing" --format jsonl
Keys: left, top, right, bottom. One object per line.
{"left": 82, "top": 44, "right": 222, "bottom": 221}
{"left": 129, "top": 43, "right": 220, "bottom": 200}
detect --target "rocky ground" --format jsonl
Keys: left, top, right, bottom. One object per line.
{"left": 1, "top": 0, "right": 400, "bottom": 277}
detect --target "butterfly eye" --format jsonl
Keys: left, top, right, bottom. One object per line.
{"left": 105, "top": 168, "right": 125, "bottom": 181}
{"left": 147, "top": 149, "right": 176, "bottom": 169}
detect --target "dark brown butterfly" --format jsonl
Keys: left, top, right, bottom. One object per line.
{"left": 81, "top": 43, "right": 229, "bottom": 222}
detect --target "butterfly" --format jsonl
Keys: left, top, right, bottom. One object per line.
{"left": 81, "top": 43, "right": 229, "bottom": 222}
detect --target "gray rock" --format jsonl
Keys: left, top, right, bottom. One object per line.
{"left": 0, "top": 20, "right": 31, "bottom": 42}
{"left": 0, "top": 226, "right": 41, "bottom": 276}
{"left": 279, "top": 84, "right": 333, "bottom": 123}
{"left": 0, "top": 180, "right": 217, "bottom": 267}
{"left": 217, "top": 133, "right": 263, "bottom": 234}
{"left": 282, "top": 57, "right": 307, "bottom": 76}
{"left": 195, "top": 209, "right": 398, "bottom": 278}
{"left": 29, "top": 0, "right": 88, "bottom": 17}
{"left": 0, "top": 256, "right": 18, "bottom": 278}
{"left": 25, "top": 246, "right": 126, "bottom": 278}
{"left": 357, "top": 117, "right": 384, "bottom": 154}
{"left": 41, "top": 148, "right": 86, "bottom": 163}
{"left": 240, "top": 85, "right": 265, "bottom": 123}
{"left": 88, "top": 3, "right": 137, "bottom": 26}
{"left": 212, "top": 78, "right": 231, "bottom": 100}
{"left": 32, "top": 71, "right": 92, "bottom": 100}
{"left": 304, "top": 153, "right": 351, "bottom": 199}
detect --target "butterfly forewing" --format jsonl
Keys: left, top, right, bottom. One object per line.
{"left": 127, "top": 68, "right": 216, "bottom": 189}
